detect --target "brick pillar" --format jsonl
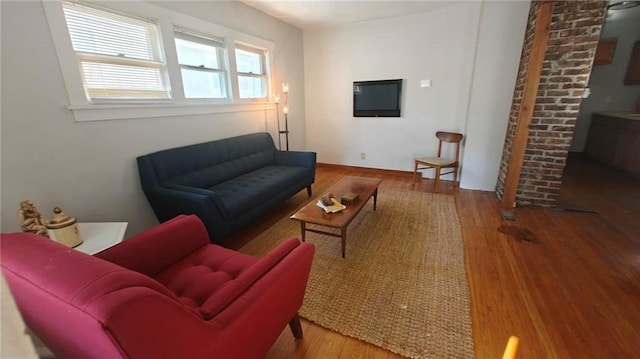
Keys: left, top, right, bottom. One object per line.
{"left": 496, "top": 0, "right": 607, "bottom": 207}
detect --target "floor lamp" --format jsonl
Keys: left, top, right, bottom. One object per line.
{"left": 278, "top": 83, "right": 290, "bottom": 151}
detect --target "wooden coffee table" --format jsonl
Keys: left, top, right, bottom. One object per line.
{"left": 290, "top": 176, "right": 383, "bottom": 258}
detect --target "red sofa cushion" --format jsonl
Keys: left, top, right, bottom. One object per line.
{"left": 154, "top": 243, "right": 257, "bottom": 313}
{"left": 155, "top": 238, "right": 302, "bottom": 319}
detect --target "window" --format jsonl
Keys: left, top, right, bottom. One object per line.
{"left": 174, "top": 29, "right": 227, "bottom": 100}
{"left": 235, "top": 44, "right": 267, "bottom": 99}
{"left": 45, "top": 1, "right": 276, "bottom": 121}
{"left": 62, "top": 1, "right": 170, "bottom": 102}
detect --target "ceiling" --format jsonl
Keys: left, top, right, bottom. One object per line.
{"left": 605, "top": 2, "right": 640, "bottom": 22}
{"left": 240, "top": 1, "right": 640, "bottom": 30}
{"left": 239, "top": 0, "right": 458, "bottom": 30}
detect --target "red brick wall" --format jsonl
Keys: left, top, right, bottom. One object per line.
{"left": 496, "top": 0, "right": 607, "bottom": 207}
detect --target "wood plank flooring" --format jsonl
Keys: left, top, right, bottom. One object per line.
{"left": 225, "top": 159, "right": 640, "bottom": 358}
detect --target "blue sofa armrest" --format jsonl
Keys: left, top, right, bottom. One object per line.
{"left": 142, "top": 185, "right": 216, "bottom": 222}
{"left": 163, "top": 184, "right": 231, "bottom": 220}
{"left": 274, "top": 151, "right": 317, "bottom": 168}
{"left": 144, "top": 185, "right": 235, "bottom": 242}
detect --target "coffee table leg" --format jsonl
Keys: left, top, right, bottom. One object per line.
{"left": 341, "top": 227, "right": 347, "bottom": 258}
{"left": 373, "top": 188, "right": 378, "bottom": 211}
{"left": 300, "top": 222, "right": 306, "bottom": 242}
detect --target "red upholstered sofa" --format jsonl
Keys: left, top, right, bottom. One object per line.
{"left": 0, "top": 215, "right": 314, "bottom": 358}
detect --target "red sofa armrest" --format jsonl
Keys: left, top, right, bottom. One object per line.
{"left": 212, "top": 239, "right": 315, "bottom": 357}
{"left": 95, "top": 215, "right": 209, "bottom": 277}
{"left": 199, "top": 238, "right": 301, "bottom": 319}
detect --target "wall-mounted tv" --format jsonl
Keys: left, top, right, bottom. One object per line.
{"left": 353, "top": 79, "right": 403, "bottom": 117}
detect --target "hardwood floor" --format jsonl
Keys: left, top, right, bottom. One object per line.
{"left": 225, "top": 161, "right": 640, "bottom": 358}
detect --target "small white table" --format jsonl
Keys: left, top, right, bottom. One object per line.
{"left": 75, "top": 222, "right": 128, "bottom": 255}
{"left": 48, "top": 222, "right": 128, "bottom": 255}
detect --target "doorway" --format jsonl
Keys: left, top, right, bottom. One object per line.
{"left": 557, "top": 3, "right": 640, "bottom": 240}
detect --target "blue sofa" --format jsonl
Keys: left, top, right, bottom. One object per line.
{"left": 137, "top": 132, "right": 316, "bottom": 243}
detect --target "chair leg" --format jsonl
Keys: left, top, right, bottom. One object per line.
{"left": 453, "top": 167, "right": 459, "bottom": 188}
{"left": 412, "top": 162, "right": 419, "bottom": 184}
{"left": 434, "top": 167, "right": 441, "bottom": 192}
{"left": 289, "top": 313, "right": 303, "bottom": 339}
{"left": 306, "top": 185, "right": 312, "bottom": 197}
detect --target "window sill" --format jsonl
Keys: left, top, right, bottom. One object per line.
{"left": 68, "top": 102, "right": 276, "bottom": 122}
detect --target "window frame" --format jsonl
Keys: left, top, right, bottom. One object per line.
{"left": 235, "top": 43, "right": 269, "bottom": 100}
{"left": 174, "top": 28, "right": 230, "bottom": 102}
{"left": 61, "top": 1, "right": 171, "bottom": 104}
{"left": 43, "top": 0, "right": 275, "bottom": 122}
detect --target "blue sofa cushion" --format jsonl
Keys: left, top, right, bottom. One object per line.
{"left": 209, "top": 165, "right": 310, "bottom": 220}
{"left": 166, "top": 151, "right": 275, "bottom": 189}
{"left": 148, "top": 134, "right": 277, "bottom": 187}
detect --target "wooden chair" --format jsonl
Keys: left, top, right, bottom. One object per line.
{"left": 412, "top": 131, "right": 463, "bottom": 192}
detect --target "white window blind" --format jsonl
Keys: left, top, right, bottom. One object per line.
{"left": 62, "top": 1, "right": 170, "bottom": 102}
{"left": 235, "top": 44, "right": 267, "bottom": 99}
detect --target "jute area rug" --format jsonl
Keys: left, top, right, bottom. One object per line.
{"left": 240, "top": 187, "right": 474, "bottom": 358}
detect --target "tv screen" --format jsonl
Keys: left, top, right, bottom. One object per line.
{"left": 353, "top": 79, "right": 402, "bottom": 117}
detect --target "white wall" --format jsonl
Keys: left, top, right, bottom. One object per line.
{"left": 303, "top": 1, "right": 529, "bottom": 190}
{"left": 462, "top": 0, "right": 531, "bottom": 190}
{"left": 571, "top": 8, "right": 640, "bottom": 152}
{"left": 0, "top": 1, "right": 305, "bottom": 235}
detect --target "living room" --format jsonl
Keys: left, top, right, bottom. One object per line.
{"left": 0, "top": 0, "right": 529, "bottom": 236}
{"left": 3, "top": 1, "right": 640, "bottom": 358}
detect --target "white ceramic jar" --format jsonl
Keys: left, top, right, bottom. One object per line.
{"left": 46, "top": 207, "right": 83, "bottom": 248}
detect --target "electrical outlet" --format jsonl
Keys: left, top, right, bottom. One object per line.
{"left": 360, "top": 152, "right": 366, "bottom": 160}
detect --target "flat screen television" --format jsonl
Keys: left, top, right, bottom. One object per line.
{"left": 353, "top": 79, "right": 402, "bottom": 117}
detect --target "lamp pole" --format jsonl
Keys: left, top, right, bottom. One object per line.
{"left": 281, "top": 83, "right": 290, "bottom": 151}
{"left": 283, "top": 112, "right": 289, "bottom": 151}
{"left": 274, "top": 94, "right": 282, "bottom": 150}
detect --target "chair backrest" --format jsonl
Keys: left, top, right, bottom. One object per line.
{"left": 435, "top": 131, "right": 464, "bottom": 160}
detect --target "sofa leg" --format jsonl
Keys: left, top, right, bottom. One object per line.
{"left": 306, "top": 186, "right": 312, "bottom": 197}
{"left": 289, "top": 313, "right": 303, "bottom": 339}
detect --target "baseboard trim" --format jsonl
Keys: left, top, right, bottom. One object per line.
{"left": 316, "top": 162, "right": 415, "bottom": 177}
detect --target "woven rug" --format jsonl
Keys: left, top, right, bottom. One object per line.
{"left": 240, "top": 187, "right": 474, "bottom": 358}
